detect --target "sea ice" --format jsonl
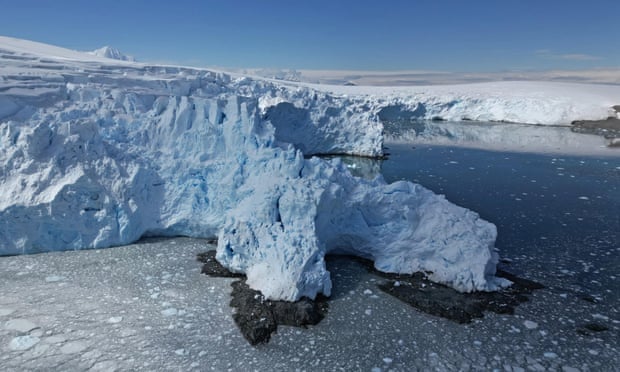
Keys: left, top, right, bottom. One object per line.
{"left": 107, "top": 316, "right": 123, "bottom": 324}
{"left": 8, "top": 335, "right": 40, "bottom": 351}
{"left": 4, "top": 319, "right": 38, "bottom": 333}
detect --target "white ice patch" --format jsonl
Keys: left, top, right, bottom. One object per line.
{"left": 9, "top": 335, "right": 40, "bottom": 351}
{"left": 45, "top": 275, "right": 65, "bottom": 283}
{"left": 4, "top": 319, "right": 38, "bottom": 333}
{"left": 161, "top": 308, "right": 178, "bottom": 317}
{"left": 60, "top": 341, "right": 88, "bottom": 354}
{"left": 107, "top": 316, "right": 123, "bottom": 324}
{"left": 0, "top": 308, "right": 16, "bottom": 317}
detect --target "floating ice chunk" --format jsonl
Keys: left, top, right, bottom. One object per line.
{"left": 45, "top": 275, "right": 65, "bottom": 283}
{"left": 161, "top": 308, "right": 178, "bottom": 317}
{"left": 60, "top": 341, "right": 88, "bottom": 354}
{"left": 592, "top": 313, "right": 609, "bottom": 321}
{"left": 0, "top": 308, "right": 16, "bottom": 317}
{"left": 9, "top": 335, "right": 40, "bottom": 351}
{"left": 4, "top": 319, "right": 38, "bottom": 333}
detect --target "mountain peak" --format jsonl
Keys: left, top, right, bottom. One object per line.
{"left": 89, "top": 46, "right": 135, "bottom": 61}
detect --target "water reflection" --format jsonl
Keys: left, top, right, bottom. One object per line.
{"left": 383, "top": 119, "right": 613, "bottom": 154}
{"left": 319, "top": 154, "right": 383, "bottom": 179}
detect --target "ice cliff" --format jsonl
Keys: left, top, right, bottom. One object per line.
{"left": 15, "top": 37, "right": 620, "bottom": 300}
{"left": 324, "top": 82, "right": 620, "bottom": 126}
{"left": 0, "top": 76, "right": 505, "bottom": 299}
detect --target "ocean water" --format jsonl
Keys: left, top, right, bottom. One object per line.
{"left": 380, "top": 143, "right": 620, "bottom": 304}
{"left": 334, "top": 138, "right": 620, "bottom": 304}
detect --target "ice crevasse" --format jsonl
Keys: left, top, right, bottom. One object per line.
{"left": 0, "top": 67, "right": 508, "bottom": 302}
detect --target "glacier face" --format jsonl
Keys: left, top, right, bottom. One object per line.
{"left": 322, "top": 82, "right": 620, "bottom": 126}
{"left": 0, "top": 37, "right": 512, "bottom": 300}
{"left": 0, "top": 82, "right": 506, "bottom": 299}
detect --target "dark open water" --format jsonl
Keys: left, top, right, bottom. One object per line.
{"left": 380, "top": 143, "right": 620, "bottom": 304}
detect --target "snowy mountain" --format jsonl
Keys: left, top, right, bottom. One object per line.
{"left": 1, "top": 36, "right": 618, "bottom": 301}
{"left": 89, "top": 46, "right": 135, "bottom": 61}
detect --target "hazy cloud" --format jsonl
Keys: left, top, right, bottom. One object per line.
{"left": 230, "top": 67, "right": 620, "bottom": 86}
{"left": 536, "top": 50, "right": 602, "bottom": 61}
{"left": 558, "top": 54, "right": 601, "bottom": 61}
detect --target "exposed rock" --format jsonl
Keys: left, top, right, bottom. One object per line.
{"left": 571, "top": 117, "right": 620, "bottom": 140}
{"left": 199, "top": 250, "right": 541, "bottom": 343}
{"left": 198, "top": 250, "right": 328, "bottom": 345}
{"left": 229, "top": 281, "right": 328, "bottom": 345}
{"left": 351, "top": 256, "right": 543, "bottom": 323}
{"left": 197, "top": 250, "right": 243, "bottom": 278}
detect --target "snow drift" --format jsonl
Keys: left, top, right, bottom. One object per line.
{"left": 6, "top": 36, "right": 617, "bottom": 300}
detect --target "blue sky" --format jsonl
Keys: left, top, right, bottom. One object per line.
{"left": 1, "top": 0, "right": 618, "bottom": 71}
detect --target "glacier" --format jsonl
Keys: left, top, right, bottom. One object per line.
{"left": 2, "top": 37, "right": 618, "bottom": 301}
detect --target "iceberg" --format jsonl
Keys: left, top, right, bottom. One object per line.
{"left": 17, "top": 36, "right": 620, "bottom": 300}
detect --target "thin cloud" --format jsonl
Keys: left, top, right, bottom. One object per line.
{"left": 536, "top": 50, "right": 602, "bottom": 61}
{"left": 244, "top": 68, "right": 620, "bottom": 86}
{"left": 558, "top": 53, "right": 601, "bottom": 61}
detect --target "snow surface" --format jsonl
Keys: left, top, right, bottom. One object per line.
{"left": 2, "top": 36, "right": 618, "bottom": 300}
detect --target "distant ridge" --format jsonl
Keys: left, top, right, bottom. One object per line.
{"left": 89, "top": 46, "right": 135, "bottom": 61}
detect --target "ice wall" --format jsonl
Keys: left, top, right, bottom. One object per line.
{"left": 0, "top": 38, "right": 508, "bottom": 300}
{"left": 0, "top": 80, "right": 506, "bottom": 300}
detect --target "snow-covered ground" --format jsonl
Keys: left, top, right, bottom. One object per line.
{"left": 1, "top": 36, "right": 619, "bottom": 302}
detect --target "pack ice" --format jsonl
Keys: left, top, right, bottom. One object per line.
{"left": 0, "top": 37, "right": 511, "bottom": 300}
